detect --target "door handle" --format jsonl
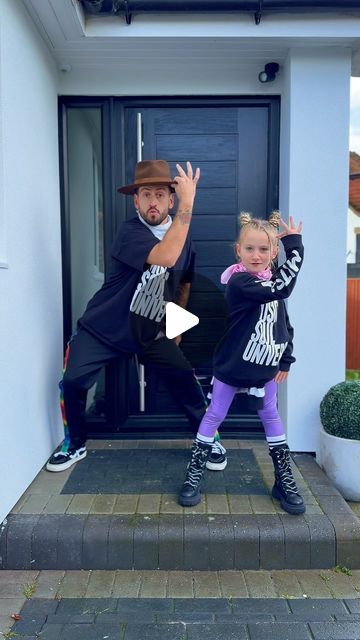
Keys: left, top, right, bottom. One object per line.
{"left": 136, "top": 112, "right": 146, "bottom": 412}
{"left": 136, "top": 112, "right": 144, "bottom": 163}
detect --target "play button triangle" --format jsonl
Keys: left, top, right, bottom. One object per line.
{"left": 165, "top": 302, "right": 199, "bottom": 339}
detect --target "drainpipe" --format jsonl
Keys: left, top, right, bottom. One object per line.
{"left": 80, "top": 0, "right": 360, "bottom": 25}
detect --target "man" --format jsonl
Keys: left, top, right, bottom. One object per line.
{"left": 46, "top": 160, "right": 227, "bottom": 472}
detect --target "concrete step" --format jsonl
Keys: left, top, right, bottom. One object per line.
{"left": 1, "top": 441, "right": 360, "bottom": 571}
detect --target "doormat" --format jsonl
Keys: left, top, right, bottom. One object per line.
{"left": 61, "top": 449, "right": 268, "bottom": 495}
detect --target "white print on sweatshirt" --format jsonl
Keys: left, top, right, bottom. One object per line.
{"left": 260, "top": 249, "right": 302, "bottom": 292}
{"left": 130, "top": 265, "right": 169, "bottom": 322}
{"left": 242, "top": 248, "right": 301, "bottom": 365}
{"left": 242, "top": 301, "right": 288, "bottom": 366}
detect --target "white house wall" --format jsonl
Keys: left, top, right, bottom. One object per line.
{"left": 0, "top": 1, "right": 63, "bottom": 523}
{"left": 279, "top": 48, "right": 351, "bottom": 452}
{"left": 59, "top": 59, "right": 280, "bottom": 96}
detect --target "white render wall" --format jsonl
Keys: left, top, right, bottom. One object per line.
{"left": 59, "top": 61, "right": 283, "bottom": 97}
{"left": 0, "top": 1, "right": 63, "bottom": 523}
{"left": 279, "top": 48, "right": 351, "bottom": 452}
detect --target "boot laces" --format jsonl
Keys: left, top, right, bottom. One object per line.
{"left": 184, "top": 442, "right": 209, "bottom": 489}
{"left": 273, "top": 447, "right": 299, "bottom": 494}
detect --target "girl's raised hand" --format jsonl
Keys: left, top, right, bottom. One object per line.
{"left": 277, "top": 215, "right": 303, "bottom": 239}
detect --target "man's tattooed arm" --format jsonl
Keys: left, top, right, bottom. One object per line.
{"left": 175, "top": 208, "right": 193, "bottom": 225}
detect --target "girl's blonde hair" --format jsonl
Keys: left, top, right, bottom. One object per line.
{"left": 237, "top": 210, "right": 280, "bottom": 247}
{"left": 236, "top": 210, "right": 281, "bottom": 266}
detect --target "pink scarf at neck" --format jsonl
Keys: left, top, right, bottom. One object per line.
{"left": 221, "top": 262, "right": 272, "bottom": 284}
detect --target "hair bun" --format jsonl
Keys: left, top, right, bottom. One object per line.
{"left": 268, "top": 210, "right": 281, "bottom": 229}
{"left": 239, "top": 211, "right": 252, "bottom": 226}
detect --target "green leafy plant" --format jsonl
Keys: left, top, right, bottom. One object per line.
{"left": 333, "top": 564, "right": 352, "bottom": 576}
{"left": 320, "top": 381, "right": 360, "bottom": 440}
{"left": 22, "top": 581, "right": 37, "bottom": 599}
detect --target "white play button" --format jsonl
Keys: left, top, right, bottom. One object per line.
{"left": 165, "top": 302, "right": 199, "bottom": 339}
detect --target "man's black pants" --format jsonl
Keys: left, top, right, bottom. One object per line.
{"left": 61, "top": 327, "right": 207, "bottom": 448}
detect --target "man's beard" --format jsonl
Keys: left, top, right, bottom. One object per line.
{"left": 139, "top": 209, "right": 169, "bottom": 226}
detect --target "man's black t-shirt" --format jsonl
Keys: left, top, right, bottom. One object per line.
{"left": 79, "top": 217, "right": 195, "bottom": 353}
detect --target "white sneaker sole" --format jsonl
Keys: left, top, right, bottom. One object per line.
{"left": 206, "top": 459, "right": 228, "bottom": 471}
{"left": 46, "top": 450, "right": 87, "bottom": 472}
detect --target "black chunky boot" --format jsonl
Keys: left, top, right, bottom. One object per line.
{"left": 269, "top": 444, "right": 306, "bottom": 515}
{"left": 178, "top": 439, "right": 212, "bottom": 507}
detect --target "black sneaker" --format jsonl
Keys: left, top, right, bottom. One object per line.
{"left": 206, "top": 441, "right": 227, "bottom": 471}
{"left": 46, "top": 444, "right": 87, "bottom": 472}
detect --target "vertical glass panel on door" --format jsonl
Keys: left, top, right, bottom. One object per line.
{"left": 67, "top": 108, "right": 106, "bottom": 417}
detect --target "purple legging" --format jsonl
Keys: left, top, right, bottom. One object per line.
{"left": 198, "top": 378, "right": 284, "bottom": 439}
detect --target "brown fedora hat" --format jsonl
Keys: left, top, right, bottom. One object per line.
{"left": 118, "top": 160, "right": 175, "bottom": 195}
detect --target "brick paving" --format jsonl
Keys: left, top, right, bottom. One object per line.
{"left": 3, "top": 592, "right": 360, "bottom": 639}
{"left": 1, "top": 569, "right": 360, "bottom": 637}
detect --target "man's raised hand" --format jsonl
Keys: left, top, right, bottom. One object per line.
{"left": 173, "top": 161, "right": 200, "bottom": 205}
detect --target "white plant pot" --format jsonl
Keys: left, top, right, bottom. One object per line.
{"left": 319, "top": 426, "right": 360, "bottom": 501}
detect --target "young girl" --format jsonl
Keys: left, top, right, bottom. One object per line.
{"left": 178, "top": 211, "right": 305, "bottom": 515}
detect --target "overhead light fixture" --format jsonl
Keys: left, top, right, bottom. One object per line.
{"left": 258, "top": 62, "right": 279, "bottom": 83}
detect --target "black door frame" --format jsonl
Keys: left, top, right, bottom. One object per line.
{"left": 58, "top": 95, "right": 280, "bottom": 438}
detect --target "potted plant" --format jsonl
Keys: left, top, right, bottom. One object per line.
{"left": 319, "top": 381, "right": 360, "bottom": 501}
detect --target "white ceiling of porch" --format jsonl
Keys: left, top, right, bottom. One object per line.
{"left": 23, "top": 0, "right": 360, "bottom": 75}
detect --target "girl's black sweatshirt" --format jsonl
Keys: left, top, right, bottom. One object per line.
{"left": 213, "top": 234, "right": 304, "bottom": 388}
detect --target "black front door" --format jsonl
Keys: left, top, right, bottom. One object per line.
{"left": 60, "top": 97, "right": 279, "bottom": 438}
{"left": 120, "top": 100, "right": 279, "bottom": 436}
